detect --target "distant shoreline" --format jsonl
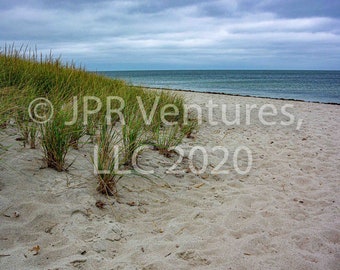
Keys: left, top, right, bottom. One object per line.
{"left": 140, "top": 86, "right": 340, "bottom": 106}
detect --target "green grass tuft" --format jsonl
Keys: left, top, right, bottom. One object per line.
{"left": 152, "top": 125, "right": 185, "bottom": 157}
{"left": 93, "top": 121, "right": 122, "bottom": 196}
{"left": 40, "top": 110, "right": 73, "bottom": 171}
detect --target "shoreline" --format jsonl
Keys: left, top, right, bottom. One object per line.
{"left": 140, "top": 86, "right": 340, "bottom": 106}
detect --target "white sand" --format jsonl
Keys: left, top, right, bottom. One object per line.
{"left": 0, "top": 91, "right": 339, "bottom": 269}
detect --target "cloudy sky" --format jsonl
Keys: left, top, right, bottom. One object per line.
{"left": 1, "top": 0, "right": 339, "bottom": 70}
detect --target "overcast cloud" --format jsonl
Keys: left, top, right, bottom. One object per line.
{"left": 0, "top": 0, "right": 339, "bottom": 70}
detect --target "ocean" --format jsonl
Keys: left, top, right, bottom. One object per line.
{"left": 99, "top": 70, "right": 340, "bottom": 104}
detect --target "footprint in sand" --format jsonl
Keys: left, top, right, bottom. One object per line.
{"left": 176, "top": 250, "right": 211, "bottom": 266}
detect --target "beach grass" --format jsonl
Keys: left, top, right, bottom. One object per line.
{"left": 152, "top": 125, "right": 185, "bottom": 156}
{"left": 40, "top": 110, "right": 73, "bottom": 171}
{"left": 93, "top": 120, "right": 122, "bottom": 196}
{"left": 0, "top": 44, "right": 192, "bottom": 195}
{"left": 121, "top": 104, "right": 148, "bottom": 166}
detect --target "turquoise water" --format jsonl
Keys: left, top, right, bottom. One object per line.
{"left": 99, "top": 70, "right": 340, "bottom": 104}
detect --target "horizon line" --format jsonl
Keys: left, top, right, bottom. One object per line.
{"left": 92, "top": 68, "right": 340, "bottom": 72}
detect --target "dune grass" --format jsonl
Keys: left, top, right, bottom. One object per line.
{"left": 40, "top": 110, "right": 73, "bottom": 171}
{"left": 0, "top": 44, "right": 194, "bottom": 195}
{"left": 93, "top": 120, "right": 122, "bottom": 196}
{"left": 152, "top": 125, "right": 186, "bottom": 157}
{"left": 121, "top": 104, "right": 148, "bottom": 166}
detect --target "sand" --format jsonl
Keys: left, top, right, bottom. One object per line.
{"left": 0, "top": 91, "right": 339, "bottom": 269}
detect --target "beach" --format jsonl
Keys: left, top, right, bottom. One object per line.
{"left": 0, "top": 90, "right": 339, "bottom": 269}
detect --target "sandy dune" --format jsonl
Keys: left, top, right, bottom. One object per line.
{"left": 0, "top": 91, "right": 339, "bottom": 269}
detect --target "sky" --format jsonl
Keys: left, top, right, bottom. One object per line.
{"left": 0, "top": 0, "right": 340, "bottom": 70}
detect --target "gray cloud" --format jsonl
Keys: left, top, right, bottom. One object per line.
{"left": 0, "top": 0, "right": 339, "bottom": 70}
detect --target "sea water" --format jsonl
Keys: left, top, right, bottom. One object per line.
{"left": 99, "top": 70, "right": 340, "bottom": 104}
